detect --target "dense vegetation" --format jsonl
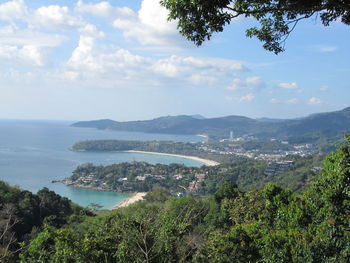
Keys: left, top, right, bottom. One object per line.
{"left": 71, "top": 138, "right": 322, "bottom": 164}
{"left": 72, "top": 140, "right": 199, "bottom": 153}
{"left": 71, "top": 139, "right": 241, "bottom": 163}
{"left": 72, "top": 106, "right": 350, "bottom": 142}
{"left": 0, "top": 184, "right": 92, "bottom": 262}
{"left": 67, "top": 154, "right": 323, "bottom": 194}
{"left": 18, "top": 135, "right": 350, "bottom": 262}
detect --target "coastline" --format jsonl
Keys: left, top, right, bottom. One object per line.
{"left": 113, "top": 192, "right": 147, "bottom": 209}
{"left": 58, "top": 181, "right": 128, "bottom": 193}
{"left": 58, "top": 180, "right": 144, "bottom": 210}
{"left": 124, "top": 150, "right": 220, "bottom": 166}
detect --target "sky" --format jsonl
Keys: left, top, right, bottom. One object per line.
{"left": 0, "top": 0, "right": 349, "bottom": 121}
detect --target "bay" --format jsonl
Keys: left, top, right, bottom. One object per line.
{"left": 0, "top": 120, "right": 203, "bottom": 209}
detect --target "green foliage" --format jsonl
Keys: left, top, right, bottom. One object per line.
{"left": 68, "top": 161, "right": 199, "bottom": 193}
{"left": 68, "top": 153, "right": 324, "bottom": 199}
{"left": 143, "top": 189, "right": 171, "bottom": 202}
{"left": 0, "top": 182, "right": 92, "bottom": 261}
{"left": 21, "top": 198, "right": 209, "bottom": 263}
{"left": 200, "top": 225, "right": 260, "bottom": 263}
{"left": 14, "top": 136, "right": 350, "bottom": 262}
{"left": 161, "top": 0, "right": 350, "bottom": 53}
{"left": 214, "top": 181, "right": 240, "bottom": 203}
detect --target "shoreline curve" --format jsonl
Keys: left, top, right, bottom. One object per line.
{"left": 124, "top": 150, "right": 220, "bottom": 166}
{"left": 113, "top": 192, "right": 147, "bottom": 209}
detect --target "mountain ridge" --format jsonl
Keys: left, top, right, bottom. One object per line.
{"left": 72, "top": 106, "right": 350, "bottom": 140}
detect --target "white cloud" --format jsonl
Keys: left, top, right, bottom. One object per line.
{"left": 278, "top": 82, "right": 298, "bottom": 89}
{"left": 188, "top": 74, "right": 216, "bottom": 85}
{"left": 318, "top": 45, "right": 337, "bottom": 52}
{"left": 76, "top": 0, "right": 134, "bottom": 19}
{"left": 59, "top": 71, "right": 80, "bottom": 81}
{"left": 0, "top": 44, "right": 45, "bottom": 66}
{"left": 226, "top": 78, "right": 244, "bottom": 91}
{"left": 286, "top": 98, "right": 298, "bottom": 104}
{"left": 0, "top": 14, "right": 67, "bottom": 67}
{"left": 239, "top": 93, "right": 255, "bottom": 102}
{"left": 151, "top": 55, "right": 246, "bottom": 80}
{"left": 64, "top": 36, "right": 247, "bottom": 89}
{"left": 77, "top": 0, "right": 180, "bottom": 47}
{"left": 0, "top": 27, "right": 67, "bottom": 47}
{"left": 227, "top": 76, "right": 264, "bottom": 91}
{"left": 67, "top": 36, "right": 101, "bottom": 71}
{"left": 20, "top": 45, "right": 45, "bottom": 66}
{"left": 246, "top": 76, "right": 264, "bottom": 88}
{"left": 33, "top": 5, "right": 84, "bottom": 30}
{"left": 138, "top": 0, "right": 175, "bottom": 34}
{"left": 99, "top": 48, "right": 146, "bottom": 69}
{"left": 0, "top": 0, "right": 27, "bottom": 21}
{"left": 67, "top": 35, "right": 147, "bottom": 74}
{"left": 111, "top": 0, "right": 182, "bottom": 47}
{"left": 308, "top": 97, "right": 323, "bottom": 105}
{"left": 152, "top": 57, "right": 180, "bottom": 77}
{"left": 270, "top": 98, "right": 278, "bottom": 103}
{"left": 79, "top": 24, "right": 105, "bottom": 38}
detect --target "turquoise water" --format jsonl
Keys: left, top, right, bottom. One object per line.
{"left": 0, "top": 120, "right": 203, "bottom": 209}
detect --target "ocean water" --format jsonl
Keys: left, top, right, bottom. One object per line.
{"left": 0, "top": 120, "right": 203, "bottom": 209}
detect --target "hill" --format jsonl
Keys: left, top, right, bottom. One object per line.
{"left": 72, "top": 107, "right": 350, "bottom": 140}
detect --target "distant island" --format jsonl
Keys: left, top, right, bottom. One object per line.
{"left": 72, "top": 106, "right": 350, "bottom": 142}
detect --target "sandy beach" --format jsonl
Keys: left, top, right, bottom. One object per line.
{"left": 125, "top": 150, "right": 220, "bottom": 166}
{"left": 113, "top": 192, "right": 147, "bottom": 209}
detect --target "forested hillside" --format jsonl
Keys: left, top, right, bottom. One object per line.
{"left": 0, "top": 184, "right": 92, "bottom": 262}
{"left": 73, "top": 107, "right": 350, "bottom": 141}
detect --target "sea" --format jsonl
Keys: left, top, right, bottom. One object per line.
{"left": 0, "top": 120, "right": 203, "bottom": 209}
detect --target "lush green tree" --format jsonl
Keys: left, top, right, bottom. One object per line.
{"left": 18, "top": 135, "right": 350, "bottom": 263}
{"left": 214, "top": 181, "right": 240, "bottom": 203}
{"left": 161, "top": 0, "right": 350, "bottom": 53}
{"left": 0, "top": 204, "right": 19, "bottom": 263}
{"left": 301, "top": 134, "right": 350, "bottom": 262}
{"left": 199, "top": 225, "right": 261, "bottom": 263}
{"left": 0, "top": 181, "right": 92, "bottom": 261}
{"left": 143, "top": 189, "right": 171, "bottom": 202}
{"left": 225, "top": 190, "right": 265, "bottom": 226}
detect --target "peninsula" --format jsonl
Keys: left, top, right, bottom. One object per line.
{"left": 124, "top": 150, "right": 219, "bottom": 166}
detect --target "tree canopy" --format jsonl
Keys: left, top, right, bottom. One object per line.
{"left": 161, "top": 0, "right": 350, "bottom": 53}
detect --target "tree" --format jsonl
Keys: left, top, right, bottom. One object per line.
{"left": 301, "top": 134, "right": 350, "bottom": 262}
{"left": 0, "top": 204, "right": 19, "bottom": 262}
{"left": 161, "top": 0, "right": 350, "bottom": 53}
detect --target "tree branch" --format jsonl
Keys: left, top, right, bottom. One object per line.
{"left": 332, "top": 0, "right": 350, "bottom": 13}
{"left": 225, "top": 5, "right": 325, "bottom": 17}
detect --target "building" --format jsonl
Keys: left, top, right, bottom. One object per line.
{"left": 264, "top": 161, "right": 294, "bottom": 176}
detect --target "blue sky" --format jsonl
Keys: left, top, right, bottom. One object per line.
{"left": 0, "top": 0, "right": 349, "bottom": 121}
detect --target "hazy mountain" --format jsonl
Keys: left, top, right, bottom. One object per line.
{"left": 72, "top": 107, "right": 350, "bottom": 140}
{"left": 73, "top": 119, "right": 117, "bottom": 129}
{"left": 190, "top": 114, "right": 206, "bottom": 119}
{"left": 256, "top": 118, "right": 288, "bottom": 123}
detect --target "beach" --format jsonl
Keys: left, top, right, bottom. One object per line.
{"left": 113, "top": 192, "right": 147, "bottom": 209}
{"left": 196, "top": 134, "right": 208, "bottom": 139}
{"left": 125, "top": 150, "right": 220, "bottom": 166}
